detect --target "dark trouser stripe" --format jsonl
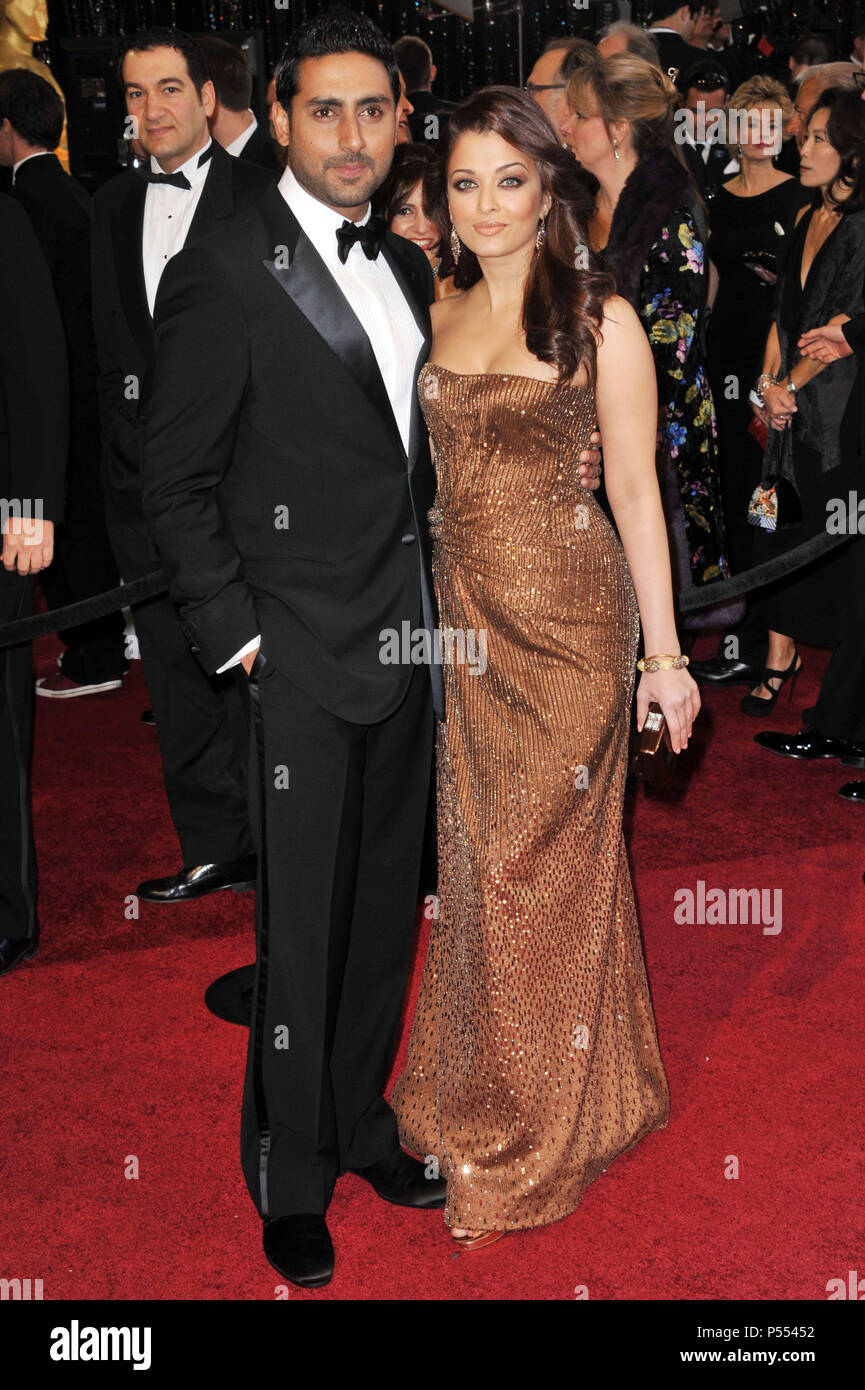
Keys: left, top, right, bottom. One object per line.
{"left": 248, "top": 670, "right": 272, "bottom": 1219}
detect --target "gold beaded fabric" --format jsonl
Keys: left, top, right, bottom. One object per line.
{"left": 391, "top": 365, "right": 670, "bottom": 1231}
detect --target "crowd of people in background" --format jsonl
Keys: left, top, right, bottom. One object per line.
{"left": 2, "top": 1, "right": 865, "bottom": 986}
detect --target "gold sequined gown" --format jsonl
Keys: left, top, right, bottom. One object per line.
{"left": 391, "top": 365, "right": 670, "bottom": 1231}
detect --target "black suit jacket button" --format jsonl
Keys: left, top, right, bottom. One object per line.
{"left": 401, "top": 533, "right": 416, "bottom": 544}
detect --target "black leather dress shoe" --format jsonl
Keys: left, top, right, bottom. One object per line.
{"left": 204, "top": 963, "right": 255, "bottom": 1024}
{"left": 262, "top": 1214, "right": 334, "bottom": 1289}
{"left": 690, "top": 655, "right": 762, "bottom": 685}
{"left": 0, "top": 934, "right": 38, "bottom": 978}
{"left": 839, "top": 781, "right": 865, "bottom": 802}
{"left": 754, "top": 730, "right": 865, "bottom": 767}
{"left": 137, "top": 855, "right": 257, "bottom": 902}
{"left": 349, "top": 1148, "right": 447, "bottom": 1209}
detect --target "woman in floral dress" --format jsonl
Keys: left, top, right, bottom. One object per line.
{"left": 562, "top": 54, "right": 729, "bottom": 596}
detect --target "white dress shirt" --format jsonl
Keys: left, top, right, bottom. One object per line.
{"left": 11, "top": 149, "right": 52, "bottom": 184}
{"left": 143, "top": 138, "right": 212, "bottom": 316}
{"left": 225, "top": 113, "right": 257, "bottom": 158}
{"left": 216, "top": 165, "right": 424, "bottom": 673}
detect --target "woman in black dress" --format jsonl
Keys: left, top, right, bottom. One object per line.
{"left": 707, "top": 76, "right": 803, "bottom": 577}
{"left": 746, "top": 89, "right": 865, "bottom": 714}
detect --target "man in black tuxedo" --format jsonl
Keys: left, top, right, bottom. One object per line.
{"left": 196, "top": 34, "right": 281, "bottom": 173}
{"left": 0, "top": 195, "right": 67, "bottom": 976}
{"left": 141, "top": 11, "right": 446, "bottom": 1287}
{"left": 91, "top": 28, "right": 274, "bottom": 904}
{"left": 0, "top": 69, "right": 128, "bottom": 698}
{"left": 392, "top": 33, "right": 456, "bottom": 142}
{"left": 678, "top": 59, "right": 738, "bottom": 202}
{"left": 648, "top": 1, "right": 712, "bottom": 92}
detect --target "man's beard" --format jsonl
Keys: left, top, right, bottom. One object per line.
{"left": 289, "top": 148, "right": 391, "bottom": 209}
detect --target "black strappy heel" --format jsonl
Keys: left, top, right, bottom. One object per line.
{"left": 740, "top": 649, "right": 802, "bottom": 717}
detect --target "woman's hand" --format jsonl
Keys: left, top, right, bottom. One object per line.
{"left": 762, "top": 381, "right": 797, "bottom": 431}
{"left": 636, "top": 668, "right": 700, "bottom": 754}
{"left": 750, "top": 397, "right": 771, "bottom": 429}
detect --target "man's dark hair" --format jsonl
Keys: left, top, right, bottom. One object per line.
{"left": 275, "top": 8, "right": 400, "bottom": 112}
{"left": 682, "top": 58, "right": 732, "bottom": 95}
{"left": 855, "top": 16, "right": 865, "bottom": 42}
{"left": 195, "top": 34, "right": 252, "bottom": 112}
{"left": 118, "top": 27, "right": 211, "bottom": 97}
{"left": 793, "top": 35, "right": 833, "bottom": 69}
{"left": 650, "top": 1, "right": 698, "bottom": 22}
{"left": 393, "top": 34, "right": 433, "bottom": 92}
{"left": 0, "top": 69, "right": 63, "bottom": 149}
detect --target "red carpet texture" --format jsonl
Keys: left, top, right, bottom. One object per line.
{"left": 1, "top": 633, "right": 863, "bottom": 1301}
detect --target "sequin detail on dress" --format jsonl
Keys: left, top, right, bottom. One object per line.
{"left": 391, "top": 365, "right": 670, "bottom": 1231}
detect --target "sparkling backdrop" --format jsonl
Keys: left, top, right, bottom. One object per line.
{"left": 42, "top": 1, "right": 865, "bottom": 102}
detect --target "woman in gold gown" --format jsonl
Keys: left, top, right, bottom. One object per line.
{"left": 390, "top": 88, "right": 700, "bottom": 1249}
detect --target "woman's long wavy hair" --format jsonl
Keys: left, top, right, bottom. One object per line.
{"left": 430, "top": 86, "right": 615, "bottom": 384}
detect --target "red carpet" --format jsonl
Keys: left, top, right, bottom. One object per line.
{"left": 2, "top": 633, "right": 863, "bottom": 1300}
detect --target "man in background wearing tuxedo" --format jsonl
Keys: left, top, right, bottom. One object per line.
{"left": 648, "top": 1, "right": 711, "bottom": 91}
{"left": 0, "top": 69, "right": 128, "bottom": 699}
{"left": 0, "top": 196, "right": 67, "bottom": 976}
{"left": 91, "top": 28, "right": 274, "bottom": 904}
{"left": 196, "top": 34, "right": 281, "bottom": 172}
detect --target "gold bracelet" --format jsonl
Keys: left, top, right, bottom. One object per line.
{"left": 637, "top": 653, "right": 690, "bottom": 672}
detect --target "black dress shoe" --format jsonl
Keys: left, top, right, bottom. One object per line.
{"left": 203, "top": 963, "right": 255, "bottom": 1024}
{"left": 0, "top": 934, "right": 38, "bottom": 978}
{"left": 140, "top": 708, "right": 155, "bottom": 726}
{"left": 137, "top": 855, "right": 257, "bottom": 902}
{"left": 753, "top": 730, "right": 865, "bottom": 766}
{"left": 262, "top": 1214, "right": 334, "bottom": 1289}
{"left": 690, "top": 655, "right": 762, "bottom": 685}
{"left": 349, "top": 1148, "right": 447, "bottom": 1209}
{"left": 839, "top": 781, "right": 865, "bottom": 802}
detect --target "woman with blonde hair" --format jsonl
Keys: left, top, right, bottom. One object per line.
{"left": 561, "top": 54, "right": 729, "bottom": 606}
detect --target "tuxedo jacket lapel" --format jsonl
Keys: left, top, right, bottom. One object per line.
{"left": 260, "top": 188, "right": 424, "bottom": 460}
{"left": 380, "top": 232, "right": 432, "bottom": 471}
{"left": 111, "top": 173, "right": 151, "bottom": 361}
{"left": 188, "top": 141, "right": 235, "bottom": 240}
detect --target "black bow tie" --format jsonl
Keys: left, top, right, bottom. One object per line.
{"left": 143, "top": 144, "right": 213, "bottom": 189}
{"left": 335, "top": 215, "right": 386, "bottom": 264}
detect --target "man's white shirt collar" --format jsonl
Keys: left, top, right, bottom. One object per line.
{"left": 11, "top": 149, "right": 51, "bottom": 183}
{"left": 225, "top": 113, "right": 257, "bottom": 158}
{"left": 278, "top": 165, "right": 370, "bottom": 261}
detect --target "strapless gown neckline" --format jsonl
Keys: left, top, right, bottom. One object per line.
{"left": 421, "top": 361, "right": 592, "bottom": 393}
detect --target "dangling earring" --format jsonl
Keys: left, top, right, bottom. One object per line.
{"left": 612, "top": 138, "right": 621, "bottom": 165}
{"left": 535, "top": 215, "right": 547, "bottom": 252}
{"left": 449, "top": 223, "right": 461, "bottom": 264}
{"left": 736, "top": 143, "right": 743, "bottom": 159}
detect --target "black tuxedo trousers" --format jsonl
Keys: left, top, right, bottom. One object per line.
{"left": 0, "top": 574, "right": 38, "bottom": 940}
{"left": 241, "top": 655, "right": 433, "bottom": 1216}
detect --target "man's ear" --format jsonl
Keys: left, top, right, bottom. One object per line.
{"left": 271, "top": 99, "right": 291, "bottom": 148}
{"left": 430, "top": 62, "right": 437, "bottom": 84}
{"left": 201, "top": 79, "right": 217, "bottom": 120}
